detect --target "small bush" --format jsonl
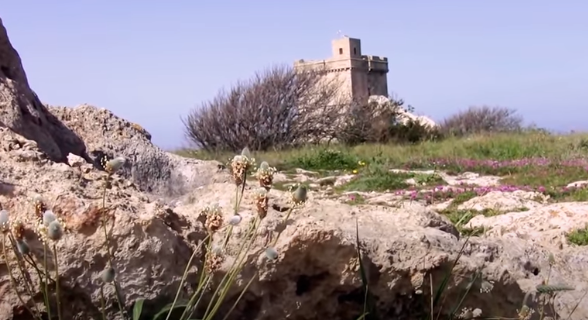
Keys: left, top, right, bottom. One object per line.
{"left": 440, "top": 106, "right": 523, "bottom": 137}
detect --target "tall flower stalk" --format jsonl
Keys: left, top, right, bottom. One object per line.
{"left": 100, "top": 156, "right": 127, "bottom": 318}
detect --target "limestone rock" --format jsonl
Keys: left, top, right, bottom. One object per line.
{"left": 457, "top": 190, "right": 545, "bottom": 211}
{"left": 0, "top": 18, "right": 87, "bottom": 163}
{"left": 48, "top": 104, "right": 230, "bottom": 198}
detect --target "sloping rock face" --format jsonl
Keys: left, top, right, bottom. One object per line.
{"left": 0, "top": 18, "right": 87, "bottom": 163}
{"left": 48, "top": 104, "right": 230, "bottom": 198}
{"left": 0, "top": 127, "right": 199, "bottom": 319}
{"left": 0, "top": 125, "right": 587, "bottom": 319}
{"left": 0, "top": 128, "right": 570, "bottom": 320}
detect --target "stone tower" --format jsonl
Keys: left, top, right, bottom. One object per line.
{"left": 294, "top": 36, "right": 389, "bottom": 102}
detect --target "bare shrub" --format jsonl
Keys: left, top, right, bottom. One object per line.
{"left": 182, "top": 65, "right": 343, "bottom": 152}
{"left": 439, "top": 106, "right": 523, "bottom": 137}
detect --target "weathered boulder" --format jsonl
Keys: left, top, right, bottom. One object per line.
{"left": 0, "top": 18, "right": 87, "bottom": 163}
{"left": 48, "top": 104, "right": 230, "bottom": 198}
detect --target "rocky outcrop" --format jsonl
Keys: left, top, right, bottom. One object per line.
{"left": 48, "top": 104, "right": 230, "bottom": 198}
{"left": 1, "top": 128, "right": 587, "bottom": 319}
{"left": 0, "top": 18, "right": 87, "bottom": 163}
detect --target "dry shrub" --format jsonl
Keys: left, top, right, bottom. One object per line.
{"left": 182, "top": 65, "right": 343, "bottom": 152}
{"left": 440, "top": 106, "right": 523, "bottom": 137}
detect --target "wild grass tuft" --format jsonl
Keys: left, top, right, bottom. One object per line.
{"left": 129, "top": 147, "right": 309, "bottom": 320}
{"left": 0, "top": 156, "right": 128, "bottom": 320}
{"left": 566, "top": 225, "right": 588, "bottom": 246}
{"left": 0, "top": 195, "right": 69, "bottom": 320}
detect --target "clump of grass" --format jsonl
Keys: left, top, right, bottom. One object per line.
{"left": 413, "top": 173, "right": 445, "bottom": 186}
{"left": 0, "top": 155, "right": 128, "bottom": 320}
{"left": 340, "top": 165, "right": 412, "bottom": 192}
{"left": 289, "top": 148, "right": 360, "bottom": 171}
{"left": 566, "top": 225, "right": 588, "bottom": 246}
{"left": 439, "top": 207, "right": 528, "bottom": 237}
{"left": 131, "top": 147, "right": 308, "bottom": 320}
{"left": 0, "top": 196, "right": 69, "bottom": 320}
{"left": 444, "top": 190, "right": 478, "bottom": 208}
{"left": 0, "top": 148, "right": 309, "bottom": 320}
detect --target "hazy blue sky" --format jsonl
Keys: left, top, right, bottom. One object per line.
{"left": 3, "top": 1, "right": 587, "bottom": 149}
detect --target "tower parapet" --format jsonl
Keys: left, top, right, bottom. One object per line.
{"left": 294, "top": 36, "right": 389, "bottom": 101}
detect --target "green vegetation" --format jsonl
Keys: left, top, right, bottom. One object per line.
{"left": 567, "top": 226, "right": 588, "bottom": 246}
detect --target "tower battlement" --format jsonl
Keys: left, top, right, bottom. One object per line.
{"left": 294, "top": 36, "right": 389, "bottom": 101}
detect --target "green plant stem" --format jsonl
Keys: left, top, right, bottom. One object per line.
{"left": 181, "top": 217, "right": 260, "bottom": 320}
{"left": 102, "top": 175, "right": 127, "bottom": 319}
{"left": 2, "top": 235, "right": 38, "bottom": 319}
{"left": 100, "top": 284, "right": 107, "bottom": 320}
{"left": 8, "top": 234, "right": 42, "bottom": 319}
{"left": 234, "top": 172, "right": 247, "bottom": 214}
{"left": 101, "top": 178, "right": 113, "bottom": 263}
{"left": 202, "top": 217, "right": 261, "bottom": 320}
{"left": 178, "top": 237, "right": 215, "bottom": 320}
{"left": 43, "top": 242, "right": 52, "bottom": 320}
{"left": 164, "top": 234, "right": 210, "bottom": 320}
{"left": 53, "top": 243, "right": 63, "bottom": 320}
{"left": 221, "top": 225, "right": 234, "bottom": 249}
{"left": 23, "top": 252, "right": 52, "bottom": 282}
{"left": 269, "top": 206, "right": 294, "bottom": 248}
{"left": 186, "top": 276, "right": 213, "bottom": 319}
{"left": 180, "top": 178, "right": 250, "bottom": 320}
{"left": 220, "top": 272, "right": 257, "bottom": 320}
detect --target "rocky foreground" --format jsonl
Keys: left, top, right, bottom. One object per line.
{"left": 2, "top": 16, "right": 588, "bottom": 320}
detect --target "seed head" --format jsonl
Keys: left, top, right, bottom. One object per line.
{"left": 47, "top": 220, "right": 63, "bottom": 241}
{"left": 255, "top": 161, "right": 276, "bottom": 190}
{"left": 16, "top": 240, "right": 30, "bottom": 255}
{"left": 201, "top": 205, "right": 224, "bottom": 234}
{"left": 205, "top": 251, "right": 224, "bottom": 274}
{"left": 228, "top": 215, "right": 242, "bottom": 225}
{"left": 105, "top": 156, "right": 126, "bottom": 174}
{"left": 254, "top": 188, "right": 269, "bottom": 219}
{"left": 101, "top": 267, "right": 116, "bottom": 283}
{"left": 11, "top": 220, "right": 26, "bottom": 241}
{"left": 230, "top": 152, "right": 255, "bottom": 186}
{"left": 265, "top": 247, "right": 278, "bottom": 260}
{"left": 43, "top": 210, "right": 57, "bottom": 227}
{"left": 548, "top": 253, "right": 555, "bottom": 266}
{"left": 32, "top": 194, "right": 43, "bottom": 204}
{"left": 0, "top": 210, "right": 9, "bottom": 233}
{"left": 292, "top": 185, "right": 308, "bottom": 205}
{"left": 241, "top": 147, "right": 251, "bottom": 159}
{"left": 517, "top": 305, "right": 533, "bottom": 320}
{"left": 32, "top": 194, "right": 47, "bottom": 218}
